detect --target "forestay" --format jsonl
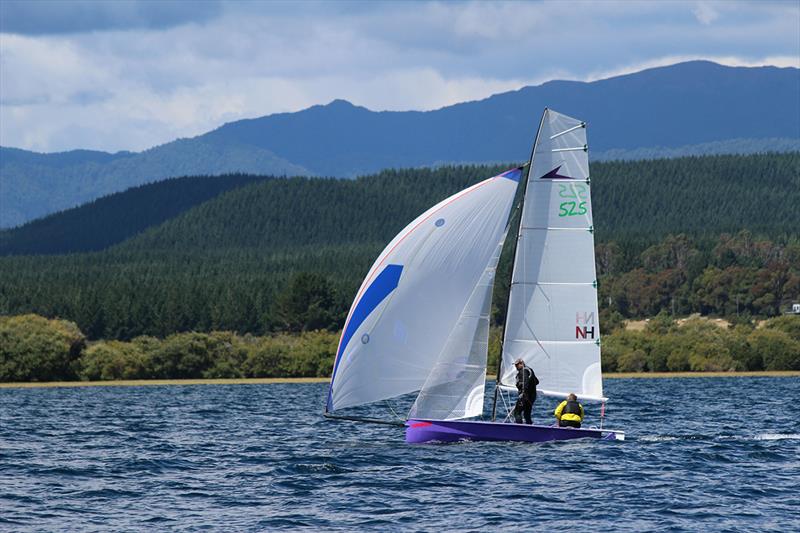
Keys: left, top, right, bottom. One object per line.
{"left": 500, "top": 110, "right": 605, "bottom": 401}
{"left": 327, "top": 168, "right": 521, "bottom": 412}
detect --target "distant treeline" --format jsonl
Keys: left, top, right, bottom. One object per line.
{"left": 598, "top": 231, "right": 799, "bottom": 324}
{"left": 0, "top": 231, "right": 796, "bottom": 341}
{"left": 2, "top": 314, "right": 798, "bottom": 383}
{"left": 602, "top": 314, "right": 800, "bottom": 373}
{"left": 0, "top": 314, "right": 337, "bottom": 383}
{"left": 0, "top": 153, "right": 798, "bottom": 341}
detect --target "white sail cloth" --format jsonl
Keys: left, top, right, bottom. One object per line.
{"left": 327, "top": 169, "right": 520, "bottom": 412}
{"left": 501, "top": 110, "right": 605, "bottom": 401}
{"left": 408, "top": 236, "right": 506, "bottom": 420}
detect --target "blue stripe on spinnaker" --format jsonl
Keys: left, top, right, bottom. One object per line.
{"left": 499, "top": 167, "right": 522, "bottom": 182}
{"left": 326, "top": 264, "right": 404, "bottom": 411}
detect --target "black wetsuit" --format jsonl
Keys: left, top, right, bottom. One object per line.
{"left": 513, "top": 366, "right": 538, "bottom": 424}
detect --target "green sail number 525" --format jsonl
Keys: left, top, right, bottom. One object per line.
{"left": 558, "top": 201, "right": 587, "bottom": 217}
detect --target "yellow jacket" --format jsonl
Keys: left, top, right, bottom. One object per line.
{"left": 554, "top": 400, "right": 584, "bottom": 423}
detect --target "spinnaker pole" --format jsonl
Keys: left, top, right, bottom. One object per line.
{"left": 491, "top": 108, "right": 548, "bottom": 422}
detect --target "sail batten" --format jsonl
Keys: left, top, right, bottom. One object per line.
{"left": 512, "top": 282, "right": 595, "bottom": 286}
{"left": 520, "top": 227, "right": 591, "bottom": 231}
{"left": 551, "top": 146, "right": 588, "bottom": 152}
{"left": 549, "top": 123, "right": 585, "bottom": 139}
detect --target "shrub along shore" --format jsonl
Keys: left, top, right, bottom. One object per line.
{"left": 1, "top": 313, "right": 799, "bottom": 384}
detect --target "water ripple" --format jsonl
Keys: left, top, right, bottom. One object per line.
{"left": 1, "top": 377, "right": 799, "bottom": 531}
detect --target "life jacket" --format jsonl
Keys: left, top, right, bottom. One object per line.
{"left": 563, "top": 400, "right": 581, "bottom": 416}
{"left": 561, "top": 400, "right": 583, "bottom": 421}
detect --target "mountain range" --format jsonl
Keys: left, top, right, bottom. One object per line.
{"left": 1, "top": 60, "right": 798, "bottom": 228}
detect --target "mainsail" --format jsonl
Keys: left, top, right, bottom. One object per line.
{"left": 500, "top": 109, "right": 604, "bottom": 401}
{"left": 327, "top": 168, "right": 521, "bottom": 413}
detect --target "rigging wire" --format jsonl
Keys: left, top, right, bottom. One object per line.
{"left": 499, "top": 387, "right": 513, "bottom": 422}
{"left": 384, "top": 400, "right": 406, "bottom": 423}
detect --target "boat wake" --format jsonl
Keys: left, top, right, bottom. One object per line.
{"left": 639, "top": 433, "right": 800, "bottom": 442}
{"left": 753, "top": 433, "right": 800, "bottom": 441}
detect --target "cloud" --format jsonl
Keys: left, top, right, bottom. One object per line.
{"left": 1, "top": 0, "right": 798, "bottom": 153}
{"left": 692, "top": 2, "right": 720, "bottom": 25}
{"left": 0, "top": 0, "right": 222, "bottom": 35}
{"left": 0, "top": 66, "right": 536, "bottom": 153}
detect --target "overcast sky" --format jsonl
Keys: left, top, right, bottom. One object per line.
{"left": 1, "top": 0, "right": 798, "bottom": 153}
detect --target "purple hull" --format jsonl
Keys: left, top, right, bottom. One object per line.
{"left": 406, "top": 418, "right": 624, "bottom": 444}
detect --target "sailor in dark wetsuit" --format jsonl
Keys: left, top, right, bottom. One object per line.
{"left": 554, "top": 393, "right": 584, "bottom": 428}
{"left": 512, "top": 358, "right": 538, "bottom": 424}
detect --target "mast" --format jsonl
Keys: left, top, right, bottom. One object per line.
{"left": 491, "top": 108, "right": 548, "bottom": 422}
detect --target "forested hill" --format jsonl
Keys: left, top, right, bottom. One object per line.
{"left": 0, "top": 141, "right": 308, "bottom": 229}
{"left": 3, "top": 152, "right": 796, "bottom": 257}
{"left": 0, "top": 174, "right": 269, "bottom": 255}
{"left": 118, "top": 153, "right": 799, "bottom": 255}
{"left": 0, "top": 153, "right": 797, "bottom": 340}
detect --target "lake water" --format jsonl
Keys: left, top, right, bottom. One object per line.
{"left": 2, "top": 377, "right": 799, "bottom": 531}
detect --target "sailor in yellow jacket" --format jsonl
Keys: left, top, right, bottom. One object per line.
{"left": 554, "top": 393, "right": 584, "bottom": 428}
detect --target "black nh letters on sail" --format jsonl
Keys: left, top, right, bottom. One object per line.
{"left": 575, "top": 312, "right": 595, "bottom": 339}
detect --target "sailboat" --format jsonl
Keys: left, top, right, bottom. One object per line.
{"left": 325, "top": 109, "right": 624, "bottom": 444}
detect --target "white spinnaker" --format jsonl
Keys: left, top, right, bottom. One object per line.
{"left": 327, "top": 170, "right": 520, "bottom": 412}
{"left": 501, "top": 110, "right": 604, "bottom": 401}
{"left": 408, "top": 236, "right": 506, "bottom": 420}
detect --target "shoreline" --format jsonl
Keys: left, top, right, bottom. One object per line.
{"left": 1, "top": 371, "right": 798, "bottom": 389}
{"left": 604, "top": 370, "right": 800, "bottom": 379}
